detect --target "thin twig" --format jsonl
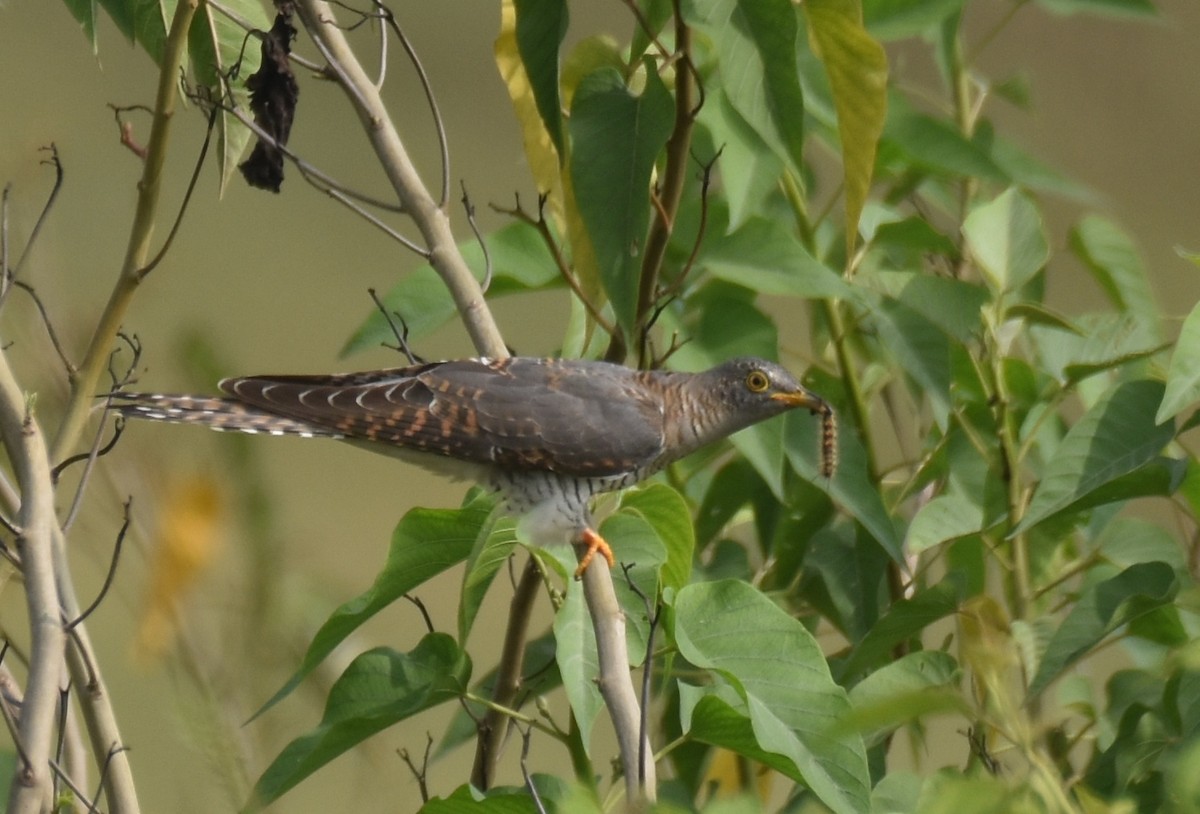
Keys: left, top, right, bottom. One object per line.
{"left": 52, "top": 686, "right": 69, "bottom": 805}
{"left": 66, "top": 499, "right": 131, "bottom": 631}
{"left": 373, "top": 1, "right": 450, "bottom": 207}
{"left": 90, "top": 743, "right": 131, "bottom": 814}
{"left": 631, "top": 3, "right": 698, "bottom": 369}
{"left": 460, "top": 182, "right": 492, "bottom": 293}
{"left": 58, "top": 416, "right": 124, "bottom": 531}
{"left": 491, "top": 195, "right": 618, "bottom": 339}
{"left": 1, "top": 184, "right": 9, "bottom": 300}
{"left": 0, "top": 660, "right": 32, "bottom": 780}
{"left": 10, "top": 281, "right": 76, "bottom": 374}
{"left": 136, "top": 104, "right": 217, "bottom": 278}
{"left": 0, "top": 146, "right": 64, "bottom": 309}
{"left": 195, "top": 81, "right": 410, "bottom": 215}
{"left": 471, "top": 559, "right": 541, "bottom": 789}
{"left": 11, "top": 145, "right": 64, "bottom": 280}
{"left": 621, "top": 563, "right": 661, "bottom": 786}
{"left": 520, "top": 727, "right": 548, "bottom": 814}
{"left": 659, "top": 147, "right": 722, "bottom": 303}
{"left": 367, "top": 287, "right": 425, "bottom": 363}
{"left": 403, "top": 593, "right": 435, "bottom": 633}
{"left": 326, "top": 187, "right": 428, "bottom": 255}
{"left": 46, "top": 755, "right": 97, "bottom": 813}
{"left": 53, "top": 416, "right": 123, "bottom": 486}
{"left": 396, "top": 733, "right": 433, "bottom": 803}
{"left": 207, "top": 0, "right": 325, "bottom": 73}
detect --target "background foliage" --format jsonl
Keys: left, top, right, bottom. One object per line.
{"left": 0, "top": 0, "right": 1197, "bottom": 811}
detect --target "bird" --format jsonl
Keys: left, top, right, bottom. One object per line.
{"left": 110, "top": 356, "right": 831, "bottom": 576}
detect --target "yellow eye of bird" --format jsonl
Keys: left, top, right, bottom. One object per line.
{"left": 745, "top": 370, "right": 770, "bottom": 393}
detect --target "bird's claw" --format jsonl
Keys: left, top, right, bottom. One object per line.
{"left": 574, "top": 527, "right": 615, "bottom": 579}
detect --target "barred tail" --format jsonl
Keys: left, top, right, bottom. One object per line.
{"left": 109, "top": 393, "right": 345, "bottom": 440}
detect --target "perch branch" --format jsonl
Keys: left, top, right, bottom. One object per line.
{"left": 0, "top": 347, "right": 64, "bottom": 814}
{"left": 50, "top": 0, "right": 199, "bottom": 464}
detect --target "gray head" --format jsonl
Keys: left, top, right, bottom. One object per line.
{"left": 667, "top": 357, "right": 827, "bottom": 458}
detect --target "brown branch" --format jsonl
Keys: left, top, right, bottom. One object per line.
{"left": 471, "top": 559, "right": 540, "bottom": 789}
{"left": 632, "top": 6, "right": 697, "bottom": 370}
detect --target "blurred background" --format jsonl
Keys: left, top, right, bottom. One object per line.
{"left": 0, "top": 1, "right": 1197, "bottom": 810}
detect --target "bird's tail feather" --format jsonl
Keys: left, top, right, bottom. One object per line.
{"left": 109, "top": 394, "right": 344, "bottom": 440}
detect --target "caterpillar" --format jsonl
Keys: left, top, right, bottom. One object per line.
{"left": 818, "top": 403, "right": 838, "bottom": 480}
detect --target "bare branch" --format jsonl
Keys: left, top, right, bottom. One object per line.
{"left": 368, "top": 288, "right": 426, "bottom": 363}
{"left": 65, "top": 499, "right": 131, "bottom": 631}
{"left": 397, "top": 733, "right": 433, "bottom": 803}
{"left": 460, "top": 182, "right": 492, "bottom": 293}
{"left": 402, "top": 593, "right": 435, "bottom": 634}
{"left": 0, "top": 145, "right": 64, "bottom": 308}
{"left": 520, "top": 727, "right": 548, "bottom": 814}
{"left": 10, "top": 281, "right": 76, "bottom": 375}
{"left": 136, "top": 105, "right": 217, "bottom": 279}
{"left": 580, "top": 558, "right": 656, "bottom": 801}
{"left": 0, "top": 353, "right": 65, "bottom": 814}
{"left": 295, "top": 0, "right": 506, "bottom": 358}
{"left": 471, "top": 559, "right": 540, "bottom": 789}
{"left": 372, "top": 1, "right": 450, "bottom": 207}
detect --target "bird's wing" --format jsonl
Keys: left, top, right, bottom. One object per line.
{"left": 221, "top": 358, "right": 666, "bottom": 477}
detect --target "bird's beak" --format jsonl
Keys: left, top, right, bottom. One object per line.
{"left": 771, "top": 389, "right": 827, "bottom": 413}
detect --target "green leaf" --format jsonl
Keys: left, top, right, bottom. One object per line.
{"left": 686, "top": 0, "right": 806, "bottom": 171}
{"left": 675, "top": 580, "right": 871, "bottom": 814}
{"left": 62, "top": 0, "right": 99, "bottom": 51}
{"left": 962, "top": 187, "right": 1049, "bottom": 294}
{"left": 604, "top": 511, "right": 668, "bottom": 663}
{"left": 252, "top": 497, "right": 489, "bottom": 720}
{"left": 514, "top": 0, "right": 567, "bottom": 154}
{"left": 697, "top": 90, "right": 783, "bottom": 229}
{"left": 1030, "top": 313, "right": 1165, "bottom": 386}
{"left": 873, "top": 297, "right": 951, "bottom": 423}
{"left": 1096, "top": 516, "right": 1188, "bottom": 575}
{"left": 803, "top": 0, "right": 888, "bottom": 254}
{"left": 568, "top": 65, "right": 675, "bottom": 333}
{"left": 1035, "top": 0, "right": 1158, "bottom": 18}
{"left": 419, "top": 783, "right": 551, "bottom": 813}
{"left": 845, "top": 651, "right": 965, "bottom": 745}
{"left": 1015, "top": 380, "right": 1174, "bottom": 535}
{"left": 862, "top": 0, "right": 968, "bottom": 39}
{"left": 342, "top": 222, "right": 560, "bottom": 356}
{"left": 881, "top": 95, "right": 1006, "bottom": 181}
{"left": 685, "top": 693, "right": 825, "bottom": 786}
{"left": 1027, "top": 562, "right": 1177, "bottom": 698}
{"left": 1046, "top": 455, "right": 1186, "bottom": 520}
{"left": 913, "top": 771, "right": 1038, "bottom": 814}
{"left": 458, "top": 516, "right": 519, "bottom": 644}
{"left": 881, "top": 272, "right": 989, "bottom": 344}
{"left": 1070, "top": 215, "right": 1162, "bottom": 342}
{"left": 905, "top": 494, "right": 984, "bottom": 553}
{"left": 702, "top": 217, "right": 854, "bottom": 300}
{"left": 785, "top": 410, "right": 903, "bottom": 561}
{"left": 1158, "top": 300, "right": 1200, "bottom": 423}
{"left": 839, "top": 579, "right": 963, "bottom": 680}
{"left": 553, "top": 580, "right": 603, "bottom": 749}
{"left": 620, "top": 483, "right": 695, "bottom": 593}
{"left": 249, "top": 635, "right": 471, "bottom": 809}
{"left": 189, "top": 0, "right": 270, "bottom": 192}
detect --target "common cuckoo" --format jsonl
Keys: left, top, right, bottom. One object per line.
{"left": 111, "top": 356, "right": 832, "bottom": 575}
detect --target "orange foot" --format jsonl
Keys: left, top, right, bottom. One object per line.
{"left": 574, "top": 527, "right": 616, "bottom": 579}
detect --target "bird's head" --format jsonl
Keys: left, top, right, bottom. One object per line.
{"left": 685, "top": 357, "right": 828, "bottom": 442}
